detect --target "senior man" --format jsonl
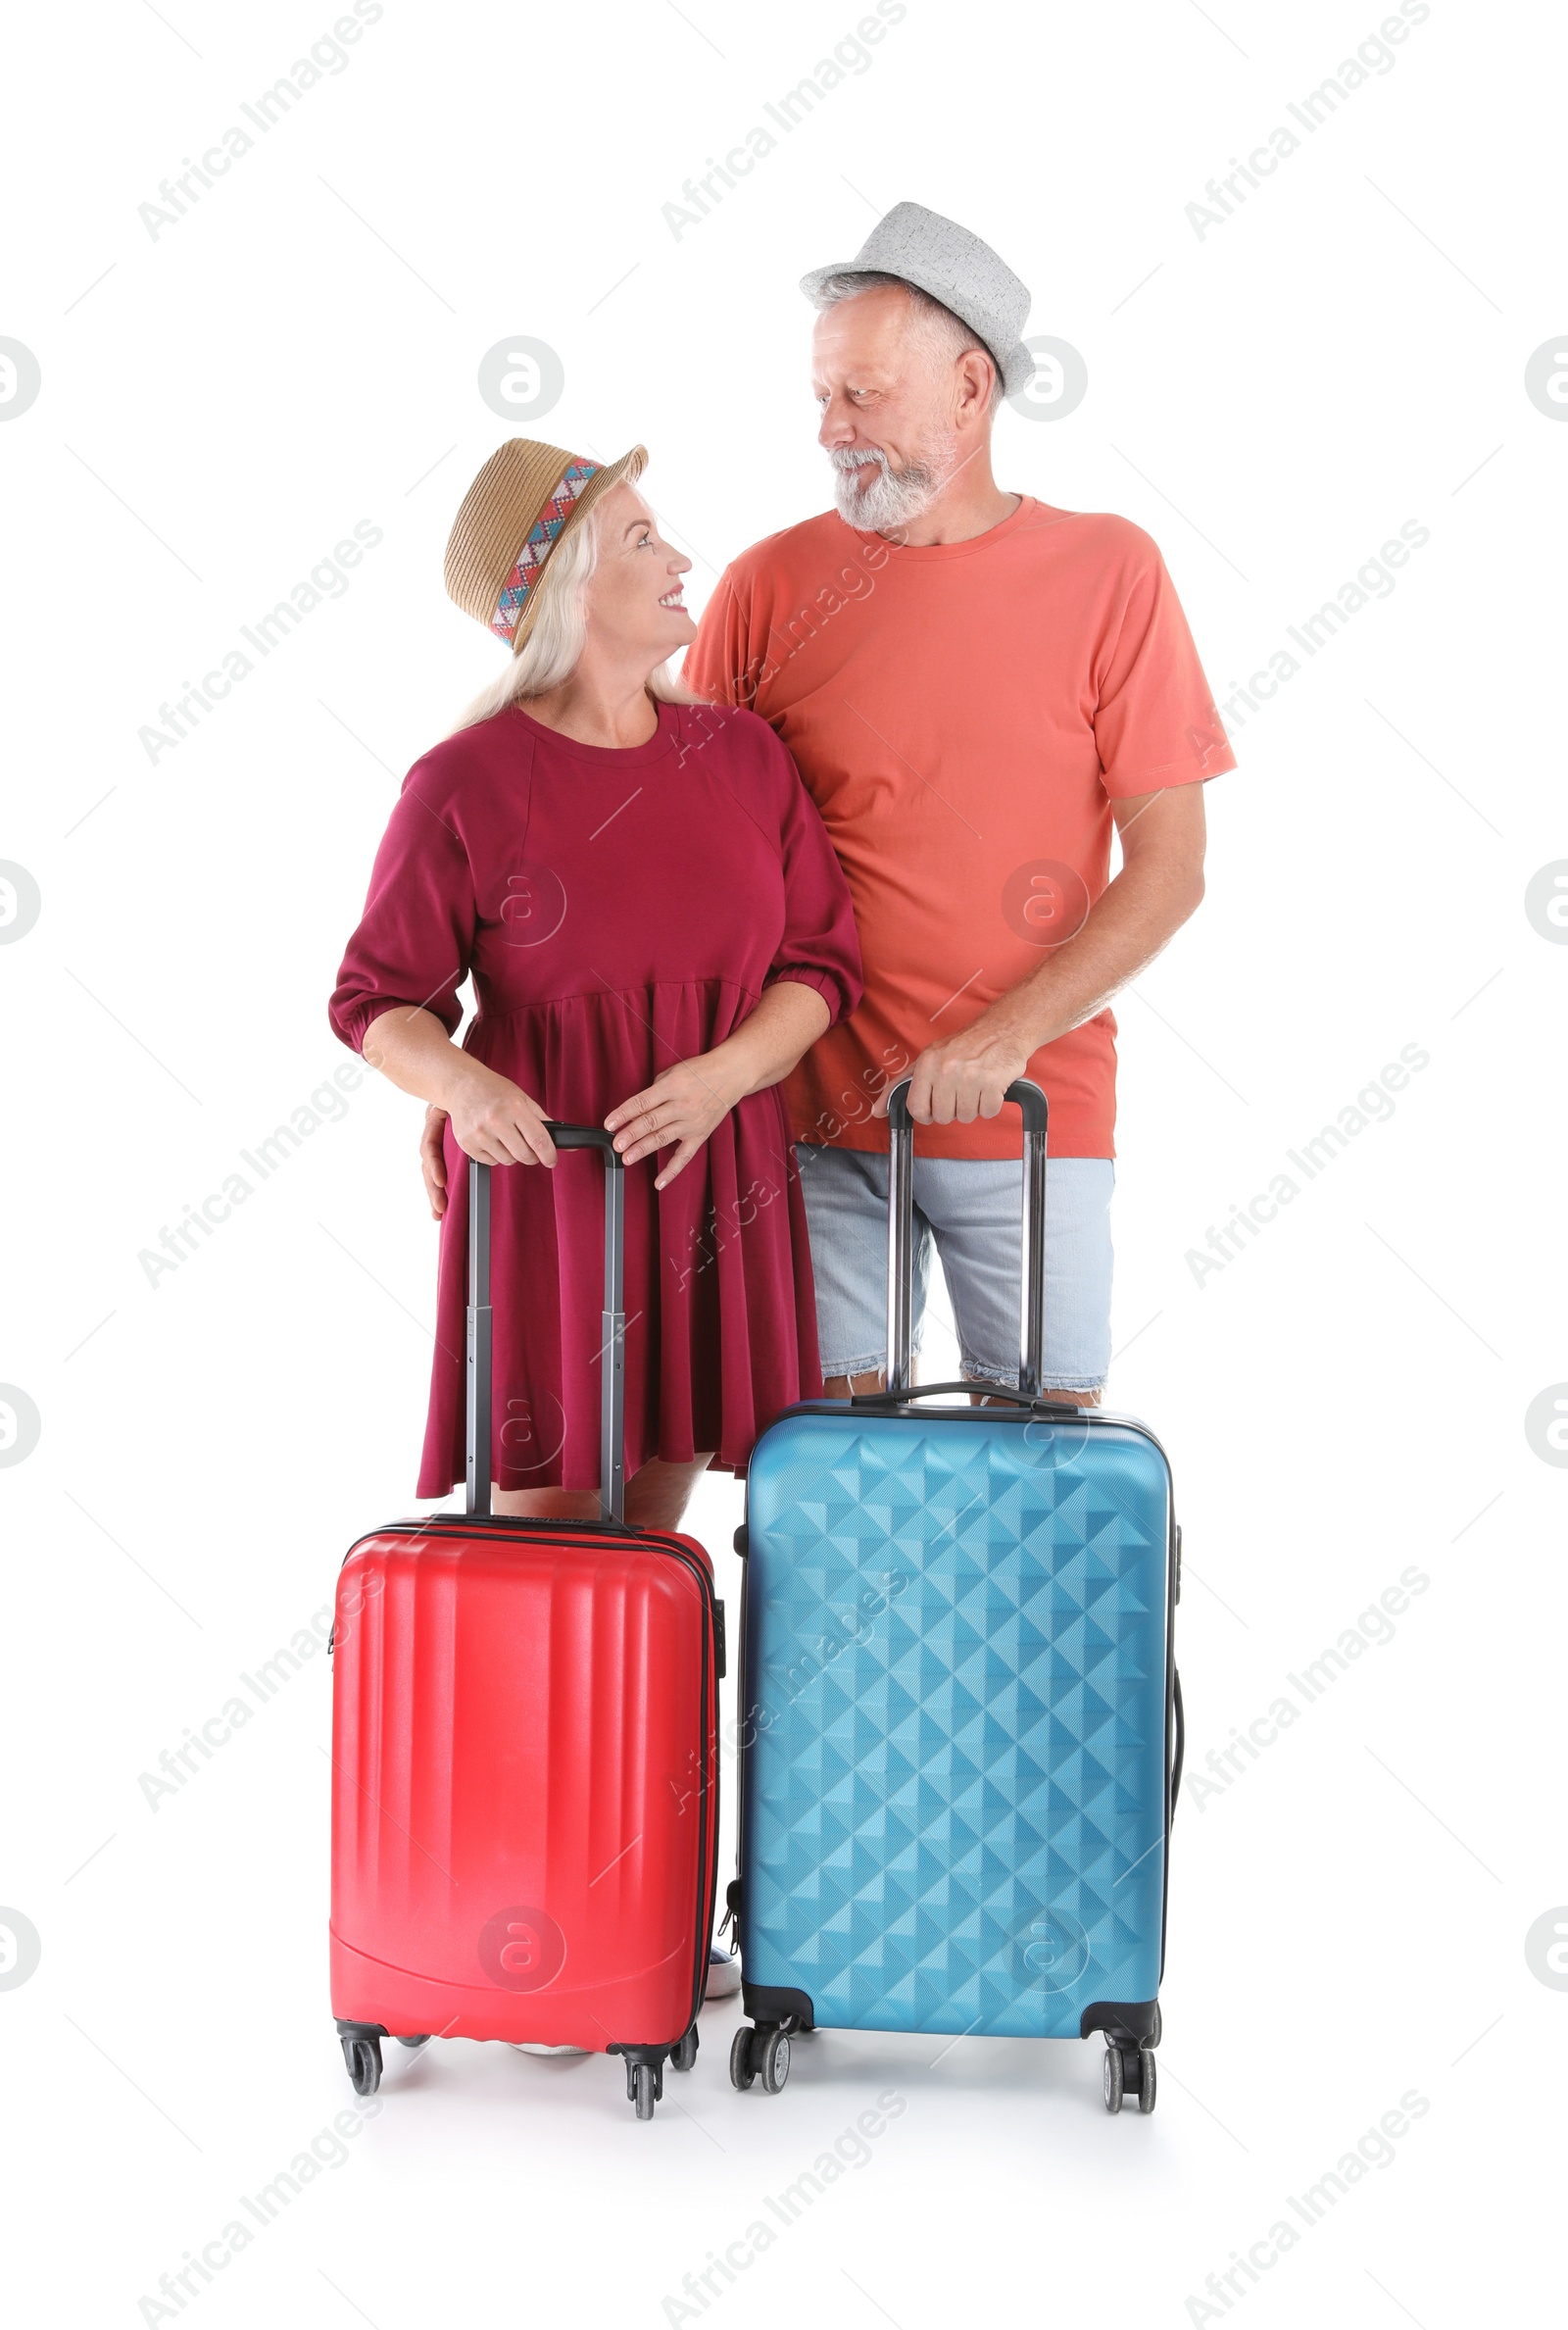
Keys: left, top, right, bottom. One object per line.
{"left": 681, "top": 201, "right": 1235, "bottom": 1408}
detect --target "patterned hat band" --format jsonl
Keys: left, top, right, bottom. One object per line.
{"left": 443, "top": 437, "right": 647, "bottom": 654}
{"left": 489, "top": 458, "right": 601, "bottom": 644}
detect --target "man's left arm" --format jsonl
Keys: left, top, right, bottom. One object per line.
{"left": 878, "top": 782, "right": 1208, "bottom": 1124}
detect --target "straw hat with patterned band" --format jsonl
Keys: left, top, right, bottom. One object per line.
{"left": 444, "top": 437, "right": 649, "bottom": 655}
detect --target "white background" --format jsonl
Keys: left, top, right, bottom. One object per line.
{"left": 2, "top": 1, "right": 1562, "bottom": 2323}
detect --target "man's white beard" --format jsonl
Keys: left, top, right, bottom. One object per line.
{"left": 830, "top": 444, "right": 952, "bottom": 530}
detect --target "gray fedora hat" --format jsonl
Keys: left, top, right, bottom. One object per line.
{"left": 800, "top": 200, "right": 1033, "bottom": 396}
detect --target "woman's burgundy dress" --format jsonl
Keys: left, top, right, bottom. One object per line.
{"left": 329, "top": 697, "right": 862, "bottom": 1497}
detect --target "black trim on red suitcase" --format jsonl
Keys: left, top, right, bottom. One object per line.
{"left": 330, "top": 1126, "right": 719, "bottom": 2115}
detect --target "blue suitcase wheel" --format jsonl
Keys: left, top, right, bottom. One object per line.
{"left": 758, "top": 2027, "right": 790, "bottom": 2094}
{"left": 1103, "top": 2042, "right": 1155, "bottom": 2115}
{"left": 730, "top": 2022, "right": 789, "bottom": 2092}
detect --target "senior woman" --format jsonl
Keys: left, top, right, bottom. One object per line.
{"left": 330, "top": 437, "right": 861, "bottom": 1541}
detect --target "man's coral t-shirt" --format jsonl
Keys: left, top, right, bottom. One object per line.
{"left": 683, "top": 496, "right": 1235, "bottom": 1159}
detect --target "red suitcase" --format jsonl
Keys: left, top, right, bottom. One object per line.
{"left": 329, "top": 1129, "right": 722, "bottom": 2118}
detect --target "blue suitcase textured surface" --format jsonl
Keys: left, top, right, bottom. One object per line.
{"left": 738, "top": 1403, "right": 1174, "bottom": 2040}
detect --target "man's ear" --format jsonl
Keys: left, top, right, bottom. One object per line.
{"left": 956, "top": 346, "right": 997, "bottom": 424}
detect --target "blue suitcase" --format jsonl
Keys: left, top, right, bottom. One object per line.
{"left": 724, "top": 1079, "right": 1183, "bottom": 2113}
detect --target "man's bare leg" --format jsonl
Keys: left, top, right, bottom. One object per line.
{"left": 822, "top": 1370, "right": 885, "bottom": 1401}
{"left": 822, "top": 1370, "right": 1102, "bottom": 1408}
{"left": 967, "top": 1381, "right": 1102, "bottom": 1408}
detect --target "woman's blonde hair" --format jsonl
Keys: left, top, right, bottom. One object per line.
{"left": 449, "top": 485, "right": 706, "bottom": 736}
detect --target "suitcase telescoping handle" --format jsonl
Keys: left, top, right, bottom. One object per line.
{"left": 466, "top": 1126, "right": 626, "bottom": 1525}
{"left": 882, "top": 1074, "right": 1049, "bottom": 1400}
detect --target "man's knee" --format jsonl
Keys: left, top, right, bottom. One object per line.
{"left": 963, "top": 1378, "right": 1102, "bottom": 1409}
{"left": 822, "top": 1368, "right": 885, "bottom": 1400}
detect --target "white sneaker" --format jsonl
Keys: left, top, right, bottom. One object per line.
{"left": 705, "top": 1943, "right": 741, "bottom": 2001}
{"left": 510, "top": 2042, "right": 589, "bottom": 2057}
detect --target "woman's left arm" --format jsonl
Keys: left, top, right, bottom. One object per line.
{"left": 605, "top": 981, "right": 829, "bottom": 1188}
{"left": 607, "top": 726, "right": 862, "bottom": 1189}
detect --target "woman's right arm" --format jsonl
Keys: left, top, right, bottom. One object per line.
{"left": 328, "top": 762, "right": 556, "bottom": 1205}
{"left": 363, "top": 1006, "right": 557, "bottom": 1173}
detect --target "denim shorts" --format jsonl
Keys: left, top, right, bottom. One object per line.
{"left": 795, "top": 1144, "right": 1115, "bottom": 1394}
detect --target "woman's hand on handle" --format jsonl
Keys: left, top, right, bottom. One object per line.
{"left": 604, "top": 979, "right": 831, "bottom": 1191}
{"left": 446, "top": 1070, "right": 557, "bottom": 1170}
{"left": 604, "top": 1056, "right": 744, "bottom": 1190}
{"left": 361, "top": 1005, "right": 556, "bottom": 1191}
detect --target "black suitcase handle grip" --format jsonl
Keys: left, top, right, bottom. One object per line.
{"left": 847, "top": 1380, "right": 1085, "bottom": 1418}
{"left": 541, "top": 1123, "right": 622, "bottom": 1154}
{"left": 466, "top": 1121, "right": 626, "bottom": 1526}
{"left": 886, "top": 1078, "right": 1048, "bottom": 1134}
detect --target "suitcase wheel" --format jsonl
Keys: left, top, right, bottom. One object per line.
{"left": 342, "top": 2034, "right": 382, "bottom": 2097}
{"left": 1102, "top": 2041, "right": 1155, "bottom": 2115}
{"left": 622, "top": 2055, "right": 665, "bottom": 2117}
{"left": 396, "top": 2035, "right": 431, "bottom": 2051}
{"left": 730, "top": 2022, "right": 790, "bottom": 2095}
{"left": 759, "top": 2027, "right": 790, "bottom": 2094}
{"left": 670, "top": 2026, "right": 700, "bottom": 2073}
